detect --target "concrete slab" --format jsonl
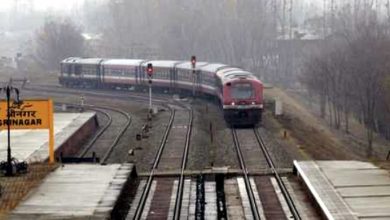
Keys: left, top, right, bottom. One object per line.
{"left": 294, "top": 160, "right": 390, "bottom": 220}
{"left": 167, "top": 180, "right": 179, "bottom": 219}
{"left": 295, "top": 161, "right": 357, "bottom": 220}
{"left": 0, "top": 112, "right": 96, "bottom": 162}
{"left": 339, "top": 186, "right": 390, "bottom": 197}
{"left": 180, "top": 179, "right": 192, "bottom": 219}
{"left": 315, "top": 161, "right": 378, "bottom": 169}
{"left": 323, "top": 169, "right": 390, "bottom": 187}
{"left": 237, "top": 177, "right": 253, "bottom": 220}
{"left": 188, "top": 181, "right": 197, "bottom": 220}
{"left": 345, "top": 197, "right": 390, "bottom": 218}
{"left": 250, "top": 177, "right": 267, "bottom": 219}
{"left": 204, "top": 181, "right": 217, "bottom": 219}
{"left": 225, "top": 178, "right": 245, "bottom": 219}
{"left": 11, "top": 163, "right": 134, "bottom": 219}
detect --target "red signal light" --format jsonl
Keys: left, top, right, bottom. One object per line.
{"left": 191, "top": 56, "right": 196, "bottom": 68}
{"left": 147, "top": 63, "right": 153, "bottom": 77}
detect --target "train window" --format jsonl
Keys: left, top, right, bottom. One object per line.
{"left": 126, "top": 69, "right": 135, "bottom": 77}
{"left": 154, "top": 68, "right": 170, "bottom": 80}
{"left": 67, "top": 65, "right": 72, "bottom": 75}
{"left": 61, "top": 64, "right": 67, "bottom": 74}
{"left": 108, "top": 68, "right": 124, "bottom": 76}
{"left": 201, "top": 71, "right": 215, "bottom": 86}
{"left": 231, "top": 83, "right": 253, "bottom": 99}
{"left": 82, "top": 66, "right": 92, "bottom": 75}
{"left": 75, "top": 65, "right": 82, "bottom": 75}
{"left": 178, "top": 69, "right": 191, "bottom": 82}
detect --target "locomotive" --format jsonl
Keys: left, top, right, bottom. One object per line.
{"left": 59, "top": 57, "right": 264, "bottom": 126}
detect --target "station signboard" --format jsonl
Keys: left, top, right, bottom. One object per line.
{"left": 0, "top": 99, "right": 55, "bottom": 163}
{"left": 0, "top": 100, "right": 51, "bottom": 129}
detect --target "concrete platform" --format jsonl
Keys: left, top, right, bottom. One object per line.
{"left": 10, "top": 163, "right": 134, "bottom": 220}
{"left": 0, "top": 112, "right": 97, "bottom": 163}
{"left": 294, "top": 160, "right": 390, "bottom": 220}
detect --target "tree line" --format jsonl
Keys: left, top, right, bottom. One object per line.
{"left": 301, "top": 2, "right": 390, "bottom": 157}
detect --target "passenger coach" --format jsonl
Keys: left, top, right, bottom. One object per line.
{"left": 59, "top": 57, "right": 264, "bottom": 126}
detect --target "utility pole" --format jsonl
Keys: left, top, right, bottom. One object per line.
{"left": 272, "top": 0, "right": 278, "bottom": 38}
{"left": 13, "top": 0, "right": 33, "bottom": 15}
{"left": 330, "top": 0, "right": 335, "bottom": 34}
{"left": 323, "top": 0, "right": 327, "bottom": 38}
{"left": 282, "top": 0, "right": 286, "bottom": 39}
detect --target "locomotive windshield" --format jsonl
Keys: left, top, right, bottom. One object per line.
{"left": 231, "top": 83, "right": 253, "bottom": 99}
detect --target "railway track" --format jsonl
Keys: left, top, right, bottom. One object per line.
{"left": 55, "top": 102, "right": 132, "bottom": 164}
{"left": 232, "top": 129, "right": 262, "bottom": 220}
{"left": 173, "top": 108, "right": 193, "bottom": 220}
{"left": 129, "top": 106, "right": 193, "bottom": 220}
{"left": 81, "top": 105, "right": 132, "bottom": 164}
{"left": 254, "top": 129, "right": 300, "bottom": 220}
{"left": 231, "top": 128, "right": 301, "bottom": 220}
{"left": 23, "top": 84, "right": 179, "bottom": 106}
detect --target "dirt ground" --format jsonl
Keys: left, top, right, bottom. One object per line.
{"left": 264, "top": 86, "right": 390, "bottom": 169}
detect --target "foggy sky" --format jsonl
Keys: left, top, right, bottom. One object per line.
{"left": 0, "top": 0, "right": 86, "bottom": 12}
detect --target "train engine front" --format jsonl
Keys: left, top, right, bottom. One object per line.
{"left": 220, "top": 70, "right": 263, "bottom": 126}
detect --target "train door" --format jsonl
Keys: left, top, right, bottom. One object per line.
{"left": 98, "top": 65, "right": 102, "bottom": 88}
{"left": 135, "top": 66, "right": 139, "bottom": 85}
{"left": 140, "top": 66, "right": 145, "bottom": 85}
{"left": 169, "top": 68, "right": 174, "bottom": 92}
{"left": 138, "top": 61, "right": 147, "bottom": 90}
{"left": 196, "top": 69, "right": 202, "bottom": 95}
{"left": 75, "top": 64, "right": 82, "bottom": 77}
{"left": 97, "top": 60, "right": 104, "bottom": 88}
{"left": 60, "top": 63, "right": 64, "bottom": 78}
{"left": 70, "top": 64, "right": 75, "bottom": 77}
{"left": 172, "top": 62, "right": 183, "bottom": 93}
{"left": 170, "top": 65, "right": 179, "bottom": 93}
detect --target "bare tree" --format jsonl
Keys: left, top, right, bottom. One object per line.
{"left": 35, "top": 17, "right": 84, "bottom": 70}
{"left": 301, "top": 15, "right": 390, "bottom": 157}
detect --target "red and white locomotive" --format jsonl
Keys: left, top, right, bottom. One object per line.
{"left": 59, "top": 57, "right": 263, "bottom": 126}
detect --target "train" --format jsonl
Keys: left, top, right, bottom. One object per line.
{"left": 59, "top": 57, "right": 264, "bottom": 126}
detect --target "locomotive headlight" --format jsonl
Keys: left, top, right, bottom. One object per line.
{"left": 231, "top": 102, "right": 235, "bottom": 106}
{"left": 251, "top": 101, "right": 256, "bottom": 105}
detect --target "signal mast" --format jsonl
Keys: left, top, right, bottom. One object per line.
{"left": 146, "top": 63, "right": 153, "bottom": 112}
{"left": 191, "top": 56, "right": 196, "bottom": 96}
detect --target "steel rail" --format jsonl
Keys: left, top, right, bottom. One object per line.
{"left": 173, "top": 108, "right": 193, "bottom": 220}
{"left": 54, "top": 102, "right": 132, "bottom": 162}
{"left": 232, "top": 129, "right": 261, "bottom": 220}
{"left": 78, "top": 107, "right": 112, "bottom": 158}
{"left": 132, "top": 109, "right": 176, "bottom": 220}
{"left": 53, "top": 102, "right": 113, "bottom": 158}
{"left": 98, "top": 106, "right": 132, "bottom": 164}
{"left": 254, "top": 129, "right": 301, "bottom": 220}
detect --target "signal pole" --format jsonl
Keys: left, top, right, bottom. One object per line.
{"left": 191, "top": 56, "right": 196, "bottom": 97}
{"left": 147, "top": 63, "right": 153, "bottom": 112}
{"left": 149, "top": 83, "right": 152, "bottom": 111}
